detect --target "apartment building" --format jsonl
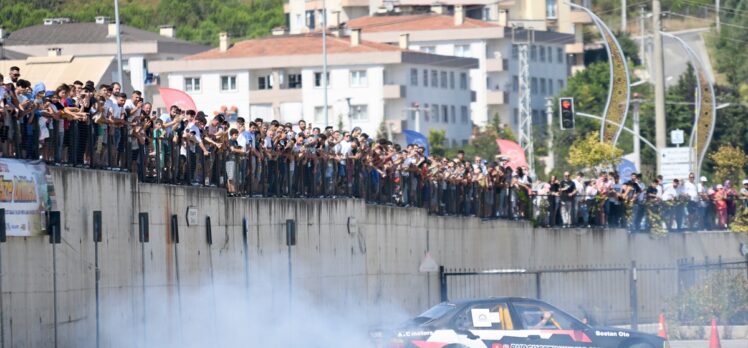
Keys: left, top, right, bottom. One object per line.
{"left": 149, "top": 32, "right": 478, "bottom": 146}
{"left": 284, "top": 1, "right": 591, "bottom": 72}
{"left": 348, "top": 9, "right": 572, "bottom": 131}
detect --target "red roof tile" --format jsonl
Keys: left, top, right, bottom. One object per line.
{"left": 185, "top": 33, "right": 401, "bottom": 60}
{"left": 347, "top": 14, "right": 499, "bottom": 33}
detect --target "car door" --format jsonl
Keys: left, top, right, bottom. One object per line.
{"left": 443, "top": 300, "right": 515, "bottom": 347}
{"left": 509, "top": 300, "right": 597, "bottom": 347}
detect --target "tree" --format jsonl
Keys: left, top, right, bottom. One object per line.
{"left": 709, "top": 145, "right": 747, "bottom": 186}
{"left": 427, "top": 129, "right": 447, "bottom": 157}
{"left": 567, "top": 132, "right": 624, "bottom": 173}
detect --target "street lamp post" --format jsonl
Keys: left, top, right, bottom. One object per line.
{"left": 114, "top": 0, "right": 124, "bottom": 85}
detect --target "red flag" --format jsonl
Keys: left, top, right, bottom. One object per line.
{"left": 159, "top": 88, "right": 197, "bottom": 112}
{"left": 496, "top": 139, "right": 528, "bottom": 170}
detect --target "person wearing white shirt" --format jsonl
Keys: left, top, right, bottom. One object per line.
{"left": 662, "top": 179, "right": 685, "bottom": 231}
{"left": 683, "top": 173, "right": 699, "bottom": 230}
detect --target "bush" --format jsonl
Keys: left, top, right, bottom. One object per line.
{"left": 667, "top": 272, "right": 748, "bottom": 326}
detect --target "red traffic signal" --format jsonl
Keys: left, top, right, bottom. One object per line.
{"left": 559, "top": 97, "right": 575, "bottom": 130}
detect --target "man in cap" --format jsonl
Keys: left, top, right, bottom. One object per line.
{"left": 740, "top": 179, "right": 748, "bottom": 209}
{"left": 697, "top": 176, "right": 713, "bottom": 230}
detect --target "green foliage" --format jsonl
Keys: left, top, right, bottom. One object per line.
{"left": 667, "top": 272, "right": 748, "bottom": 326}
{"left": 730, "top": 207, "right": 748, "bottom": 233}
{"left": 454, "top": 114, "right": 518, "bottom": 161}
{"left": 0, "top": 0, "right": 285, "bottom": 45}
{"left": 709, "top": 145, "right": 748, "bottom": 186}
{"left": 567, "top": 131, "right": 624, "bottom": 173}
{"left": 427, "top": 129, "right": 447, "bottom": 157}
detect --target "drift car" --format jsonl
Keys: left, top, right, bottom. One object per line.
{"left": 387, "top": 297, "right": 667, "bottom": 348}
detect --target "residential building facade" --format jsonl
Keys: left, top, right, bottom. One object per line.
{"left": 284, "top": 1, "right": 591, "bottom": 72}
{"left": 150, "top": 32, "right": 478, "bottom": 146}
{"left": 348, "top": 11, "right": 572, "bottom": 131}
{"left": 2, "top": 17, "right": 209, "bottom": 97}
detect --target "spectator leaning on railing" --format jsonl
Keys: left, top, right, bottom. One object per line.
{"left": 2, "top": 76, "right": 747, "bottom": 233}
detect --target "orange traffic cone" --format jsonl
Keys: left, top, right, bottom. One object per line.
{"left": 709, "top": 318, "right": 721, "bottom": 348}
{"left": 657, "top": 313, "right": 668, "bottom": 339}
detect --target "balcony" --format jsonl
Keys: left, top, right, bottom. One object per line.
{"left": 565, "top": 42, "right": 584, "bottom": 54}
{"left": 383, "top": 84, "right": 406, "bottom": 99}
{"left": 485, "top": 58, "right": 507, "bottom": 72}
{"left": 250, "top": 88, "right": 302, "bottom": 104}
{"left": 486, "top": 90, "right": 507, "bottom": 105}
{"left": 570, "top": 10, "right": 593, "bottom": 24}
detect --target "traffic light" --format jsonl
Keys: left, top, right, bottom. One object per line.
{"left": 559, "top": 97, "right": 575, "bottom": 130}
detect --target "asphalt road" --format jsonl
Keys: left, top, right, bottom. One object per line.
{"left": 670, "top": 340, "right": 748, "bottom": 348}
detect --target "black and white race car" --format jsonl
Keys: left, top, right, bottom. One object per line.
{"left": 385, "top": 297, "right": 667, "bottom": 348}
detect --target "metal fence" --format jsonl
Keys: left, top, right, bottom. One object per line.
{"left": 438, "top": 257, "right": 748, "bottom": 328}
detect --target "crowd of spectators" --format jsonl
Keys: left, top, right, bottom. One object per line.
{"left": 2, "top": 69, "right": 747, "bottom": 232}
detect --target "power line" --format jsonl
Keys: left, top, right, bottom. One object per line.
{"left": 679, "top": 0, "right": 748, "bottom": 16}
{"left": 664, "top": 11, "right": 748, "bottom": 30}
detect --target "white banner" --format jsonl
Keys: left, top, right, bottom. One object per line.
{"left": 0, "top": 159, "right": 55, "bottom": 236}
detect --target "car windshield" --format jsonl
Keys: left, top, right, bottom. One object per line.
{"left": 409, "top": 303, "right": 456, "bottom": 325}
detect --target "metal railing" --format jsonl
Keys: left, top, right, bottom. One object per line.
{"left": 1, "top": 117, "right": 745, "bottom": 232}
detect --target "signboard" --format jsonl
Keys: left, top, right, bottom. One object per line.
{"left": 660, "top": 147, "right": 692, "bottom": 181}
{"left": 670, "top": 129, "right": 685, "bottom": 145}
{"left": 0, "top": 159, "right": 55, "bottom": 236}
{"left": 186, "top": 206, "right": 198, "bottom": 226}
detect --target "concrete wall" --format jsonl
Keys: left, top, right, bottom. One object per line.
{"left": 1, "top": 167, "right": 746, "bottom": 347}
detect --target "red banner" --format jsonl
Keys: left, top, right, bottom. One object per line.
{"left": 496, "top": 139, "right": 528, "bottom": 170}
{"left": 159, "top": 88, "right": 197, "bottom": 112}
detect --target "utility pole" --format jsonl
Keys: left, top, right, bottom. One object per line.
{"left": 653, "top": 0, "right": 667, "bottom": 175}
{"left": 639, "top": 5, "right": 646, "bottom": 68}
{"left": 513, "top": 26, "right": 535, "bottom": 177}
{"left": 716, "top": 0, "right": 721, "bottom": 33}
{"left": 622, "top": 0, "right": 628, "bottom": 32}
{"left": 545, "top": 97, "right": 554, "bottom": 175}
{"left": 322, "top": 0, "right": 329, "bottom": 128}
{"left": 631, "top": 96, "right": 643, "bottom": 170}
{"left": 114, "top": 0, "right": 123, "bottom": 85}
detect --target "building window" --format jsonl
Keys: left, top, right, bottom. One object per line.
{"left": 557, "top": 47, "right": 564, "bottom": 63}
{"left": 547, "top": 0, "right": 557, "bottom": 19}
{"left": 421, "top": 46, "right": 436, "bottom": 54}
{"left": 512, "top": 75, "right": 519, "bottom": 92}
{"left": 460, "top": 106, "right": 469, "bottom": 124}
{"left": 460, "top": 73, "right": 468, "bottom": 89}
{"left": 184, "top": 77, "right": 201, "bottom": 92}
{"left": 549, "top": 79, "right": 554, "bottom": 95}
{"left": 450, "top": 105, "right": 456, "bottom": 123}
{"left": 440, "top": 71, "right": 448, "bottom": 88}
{"left": 314, "top": 106, "right": 330, "bottom": 123}
{"left": 423, "top": 103, "right": 430, "bottom": 122}
{"left": 349, "top": 70, "right": 368, "bottom": 87}
{"left": 531, "top": 77, "right": 538, "bottom": 94}
{"left": 431, "top": 104, "right": 439, "bottom": 122}
{"left": 350, "top": 105, "right": 368, "bottom": 121}
{"left": 558, "top": 79, "right": 564, "bottom": 91}
{"left": 513, "top": 108, "right": 519, "bottom": 125}
{"left": 441, "top": 105, "right": 448, "bottom": 123}
{"left": 539, "top": 46, "right": 545, "bottom": 62}
{"left": 540, "top": 78, "right": 546, "bottom": 94}
{"left": 431, "top": 70, "right": 438, "bottom": 87}
{"left": 530, "top": 45, "right": 537, "bottom": 61}
{"left": 410, "top": 68, "right": 418, "bottom": 86}
{"left": 512, "top": 45, "right": 518, "bottom": 59}
{"left": 455, "top": 44, "right": 471, "bottom": 57}
{"left": 288, "top": 74, "right": 302, "bottom": 89}
{"left": 220, "top": 75, "right": 237, "bottom": 92}
{"left": 305, "top": 10, "right": 316, "bottom": 30}
{"left": 547, "top": 47, "right": 553, "bottom": 63}
{"left": 449, "top": 72, "right": 455, "bottom": 89}
{"left": 314, "top": 72, "right": 330, "bottom": 88}
{"left": 423, "top": 69, "right": 429, "bottom": 87}
{"left": 258, "top": 75, "right": 272, "bottom": 90}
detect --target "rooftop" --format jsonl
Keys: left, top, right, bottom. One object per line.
{"left": 185, "top": 33, "right": 402, "bottom": 60}
{"left": 347, "top": 14, "right": 500, "bottom": 33}
{"left": 5, "top": 22, "right": 197, "bottom": 46}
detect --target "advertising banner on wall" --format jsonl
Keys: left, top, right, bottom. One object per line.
{"left": 0, "top": 159, "right": 56, "bottom": 236}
